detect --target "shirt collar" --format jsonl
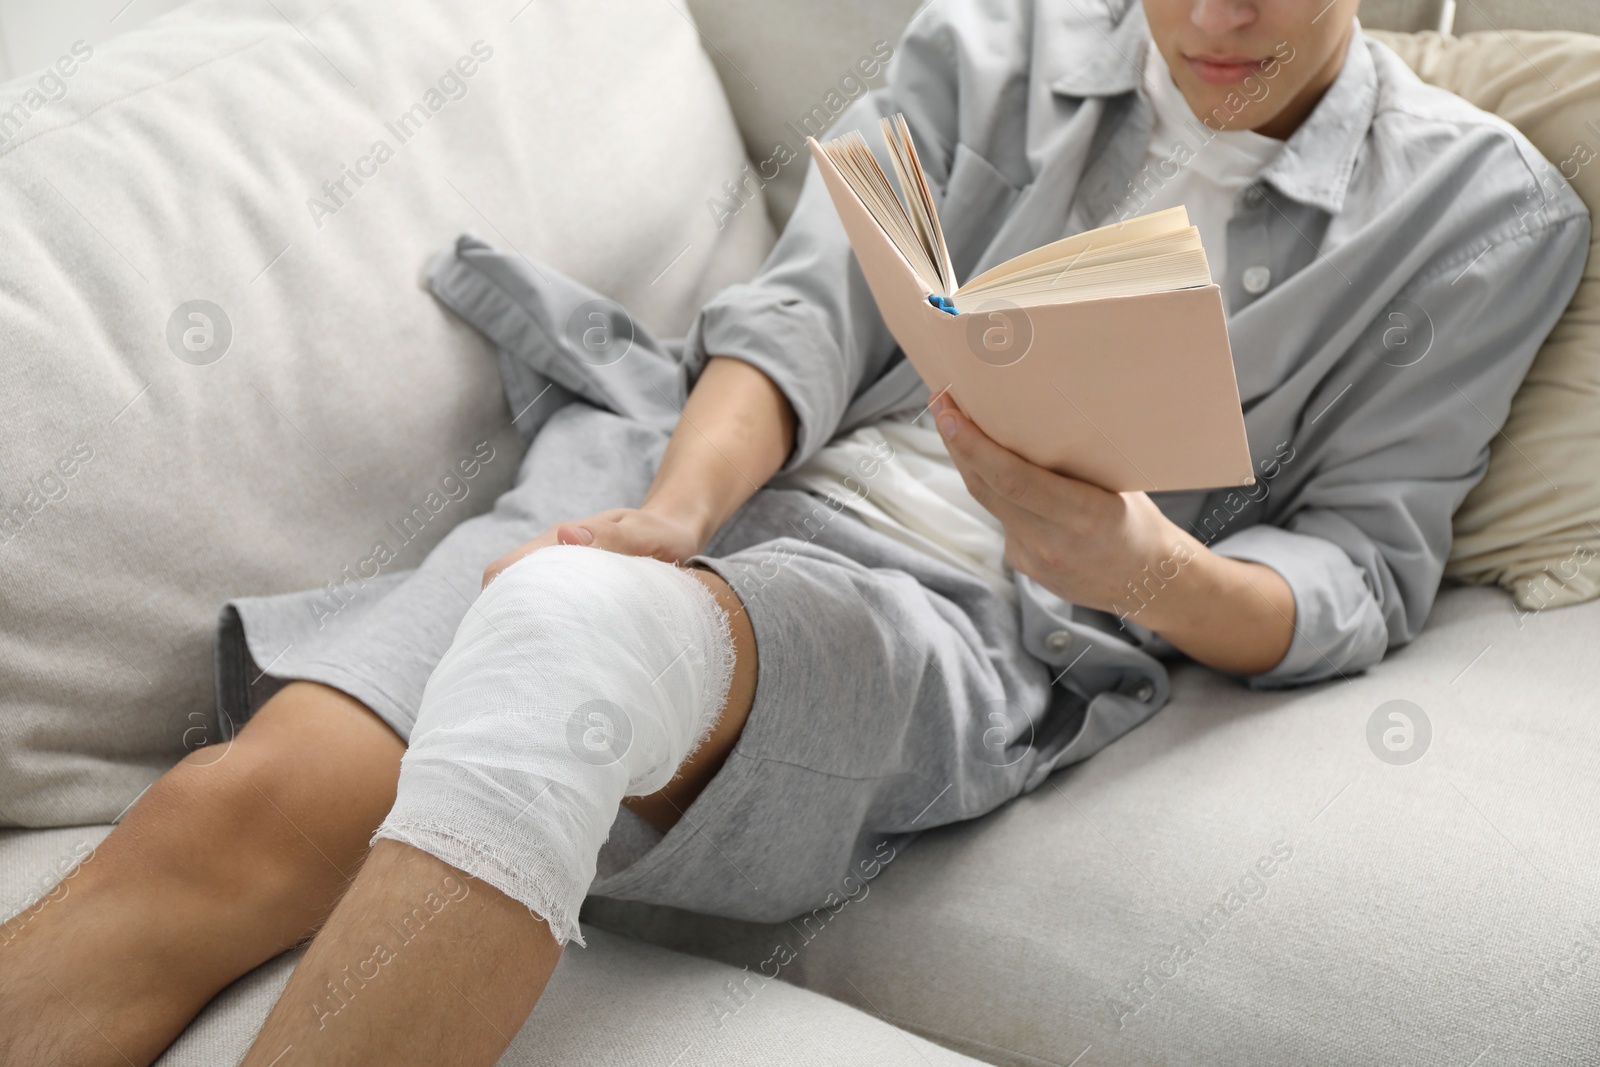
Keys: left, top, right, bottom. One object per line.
{"left": 1039, "top": 0, "right": 1149, "bottom": 98}
{"left": 1042, "top": 2, "right": 1376, "bottom": 216}
{"left": 1252, "top": 25, "right": 1376, "bottom": 215}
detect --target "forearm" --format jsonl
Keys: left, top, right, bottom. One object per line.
{"left": 641, "top": 356, "right": 797, "bottom": 545}
{"left": 1134, "top": 541, "right": 1296, "bottom": 677}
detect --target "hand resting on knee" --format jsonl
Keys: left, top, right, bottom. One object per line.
{"left": 481, "top": 505, "right": 708, "bottom": 587}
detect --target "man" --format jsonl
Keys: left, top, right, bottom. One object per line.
{"left": 1, "top": 0, "right": 1586, "bottom": 1063}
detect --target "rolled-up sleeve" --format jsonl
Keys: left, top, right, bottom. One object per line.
{"left": 1216, "top": 210, "right": 1589, "bottom": 689}
{"left": 1210, "top": 524, "right": 1390, "bottom": 685}
{"left": 682, "top": 8, "right": 964, "bottom": 472}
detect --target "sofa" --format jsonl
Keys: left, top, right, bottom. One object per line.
{"left": 4, "top": 0, "right": 1600, "bottom": 1063}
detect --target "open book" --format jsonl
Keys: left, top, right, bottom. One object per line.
{"left": 809, "top": 116, "right": 1254, "bottom": 492}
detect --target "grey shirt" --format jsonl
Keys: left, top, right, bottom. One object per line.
{"left": 682, "top": 0, "right": 1589, "bottom": 688}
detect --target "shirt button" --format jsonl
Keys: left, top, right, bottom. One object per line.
{"left": 1045, "top": 629, "right": 1074, "bottom": 654}
{"left": 1134, "top": 681, "right": 1155, "bottom": 702}
{"left": 1242, "top": 266, "right": 1272, "bottom": 295}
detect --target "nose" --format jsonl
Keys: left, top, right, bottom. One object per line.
{"left": 1189, "top": 0, "right": 1257, "bottom": 35}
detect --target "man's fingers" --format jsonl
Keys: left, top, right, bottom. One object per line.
{"left": 559, "top": 515, "right": 681, "bottom": 564}
{"left": 564, "top": 518, "right": 637, "bottom": 555}
{"left": 934, "top": 395, "right": 1097, "bottom": 522}
{"left": 552, "top": 522, "right": 596, "bottom": 546}
{"left": 481, "top": 529, "right": 560, "bottom": 588}
{"left": 483, "top": 509, "right": 689, "bottom": 589}
{"left": 932, "top": 401, "right": 1044, "bottom": 522}
{"left": 944, "top": 440, "right": 1041, "bottom": 531}
{"left": 935, "top": 400, "right": 1055, "bottom": 515}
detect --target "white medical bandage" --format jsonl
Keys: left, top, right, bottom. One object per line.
{"left": 374, "top": 545, "right": 736, "bottom": 946}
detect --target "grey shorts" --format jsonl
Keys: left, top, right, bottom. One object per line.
{"left": 217, "top": 402, "right": 1081, "bottom": 924}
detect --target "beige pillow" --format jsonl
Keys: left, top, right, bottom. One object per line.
{"left": 1371, "top": 29, "right": 1600, "bottom": 610}
{"left": 0, "top": 0, "right": 773, "bottom": 827}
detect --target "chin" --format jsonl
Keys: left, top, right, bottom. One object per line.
{"left": 1178, "top": 83, "right": 1277, "bottom": 133}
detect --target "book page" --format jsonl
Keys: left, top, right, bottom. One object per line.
{"left": 971, "top": 250, "right": 1213, "bottom": 305}
{"left": 816, "top": 130, "right": 948, "bottom": 295}
{"left": 971, "top": 230, "right": 1202, "bottom": 287}
{"left": 880, "top": 114, "right": 956, "bottom": 295}
{"left": 956, "top": 206, "right": 1193, "bottom": 296}
{"left": 819, "top": 119, "right": 1214, "bottom": 307}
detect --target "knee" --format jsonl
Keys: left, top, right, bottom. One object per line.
{"left": 447, "top": 547, "right": 734, "bottom": 722}
{"left": 405, "top": 546, "right": 736, "bottom": 799}
{"left": 132, "top": 731, "right": 301, "bottom": 893}
{"left": 139, "top": 684, "right": 401, "bottom": 896}
{"left": 472, "top": 543, "right": 683, "bottom": 626}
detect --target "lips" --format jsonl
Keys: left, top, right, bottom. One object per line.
{"left": 1185, "top": 54, "right": 1271, "bottom": 85}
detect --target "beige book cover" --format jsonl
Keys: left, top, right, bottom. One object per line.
{"left": 808, "top": 121, "right": 1255, "bottom": 493}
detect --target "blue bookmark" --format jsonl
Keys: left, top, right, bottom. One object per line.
{"left": 928, "top": 295, "right": 958, "bottom": 315}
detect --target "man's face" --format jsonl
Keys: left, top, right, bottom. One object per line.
{"left": 1142, "top": 0, "right": 1362, "bottom": 139}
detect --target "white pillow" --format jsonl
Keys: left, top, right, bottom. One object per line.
{"left": 0, "top": 0, "right": 773, "bottom": 826}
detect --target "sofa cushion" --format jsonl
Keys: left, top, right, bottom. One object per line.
{"left": 1451, "top": 1, "right": 1600, "bottom": 35}
{"left": 1364, "top": 30, "right": 1600, "bottom": 612}
{"left": 0, "top": 827, "right": 984, "bottom": 1066}
{"left": 0, "top": 0, "right": 773, "bottom": 827}
{"left": 685, "top": 0, "right": 922, "bottom": 228}
{"left": 587, "top": 582, "right": 1600, "bottom": 1065}
{"left": 1362, "top": 0, "right": 1600, "bottom": 35}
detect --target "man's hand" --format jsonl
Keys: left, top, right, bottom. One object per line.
{"left": 931, "top": 393, "right": 1296, "bottom": 677}
{"left": 483, "top": 355, "right": 796, "bottom": 590}
{"left": 929, "top": 393, "right": 1193, "bottom": 612}
{"left": 482, "top": 506, "right": 707, "bottom": 588}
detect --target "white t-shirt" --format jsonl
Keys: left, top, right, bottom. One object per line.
{"left": 1132, "top": 43, "right": 1284, "bottom": 302}
{"left": 774, "top": 39, "right": 1283, "bottom": 600}
{"left": 773, "top": 410, "right": 1016, "bottom": 599}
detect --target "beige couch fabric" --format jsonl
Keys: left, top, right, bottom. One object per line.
{"left": 0, "top": 828, "right": 985, "bottom": 1066}
{"left": 1361, "top": 0, "right": 1600, "bottom": 35}
{"left": 588, "top": 583, "right": 1600, "bottom": 1065}
{"left": 0, "top": 0, "right": 773, "bottom": 827}
{"left": 685, "top": 0, "right": 923, "bottom": 228}
{"left": 1453, "top": 1, "right": 1600, "bottom": 35}
{"left": 1370, "top": 30, "right": 1600, "bottom": 610}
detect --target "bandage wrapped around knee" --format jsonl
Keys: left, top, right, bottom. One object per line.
{"left": 374, "top": 545, "right": 735, "bottom": 946}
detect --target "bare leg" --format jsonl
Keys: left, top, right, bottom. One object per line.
{"left": 0, "top": 683, "right": 406, "bottom": 1067}
{"left": 239, "top": 568, "right": 758, "bottom": 1067}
